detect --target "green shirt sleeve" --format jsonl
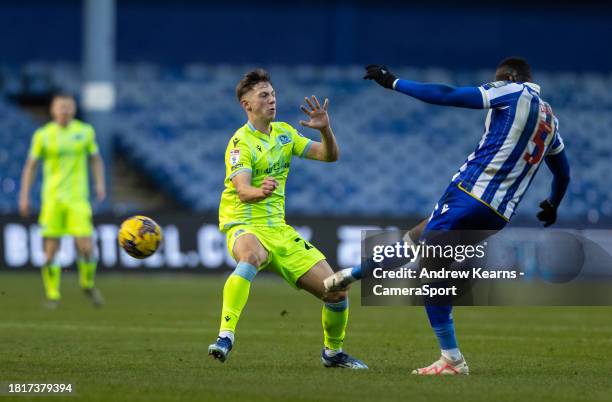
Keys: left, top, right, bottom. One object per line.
{"left": 290, "top": 127, "right": 312, "bottom": 158}
{"left": 28, "top": 129, "right": 44, "bottom": 160}
{"left": 225, "top": 135, "right": 253, "bottom": 180}
{"left": 87, "top": 126, "right": 99, "bottom": 155}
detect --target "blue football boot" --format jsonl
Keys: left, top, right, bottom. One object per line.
{"left": 321, "top": 349, "right": 368, "bottom": 369}
{"left": 208, "top": 337, "right": 233, "bottom": 363}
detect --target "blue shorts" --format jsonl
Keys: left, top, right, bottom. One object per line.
{"left": 420, "top": 183, "right": 508, "bottom": 305}
{"left": 424, "top": 183, "right": 508, "bottom": 233}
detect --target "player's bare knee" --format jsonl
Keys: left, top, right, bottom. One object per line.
{"left": 44, "top": 253, "right": 57, "bottom": 266}
{"left": 239, "top": 251, "right": 266, "bottom": 268}
{"left": 78, "top": 246, "right": 93, "bottom": 259}
{"left": 43, "top": 241, "right": 60, "bottom": 264}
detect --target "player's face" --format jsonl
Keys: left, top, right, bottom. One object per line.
{"left": 244, "top": 82, "right": 276, "bottom": 121}
{"left": 51, "top": 97, "right": 76, "bottom": 126}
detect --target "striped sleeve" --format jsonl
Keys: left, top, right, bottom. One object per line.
{"left": 546, "top": 119, "right": 565, "bottom": 156}
{"left": 478, "top": 81, "right": 524, "bottom": 109}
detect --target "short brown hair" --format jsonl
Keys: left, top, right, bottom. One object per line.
{"left": 236, "top": 69, "right": 271, "bottom": 101}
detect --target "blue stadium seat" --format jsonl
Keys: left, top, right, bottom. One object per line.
{"left": 1, "top": 63, "right": 611, "bottom": 222}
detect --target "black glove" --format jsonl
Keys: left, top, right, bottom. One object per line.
{"left": 363, "top": 65, "right": 397, "bottom": 89}
{"left": 537, "top": 199, "right": 557, "bottom": 227}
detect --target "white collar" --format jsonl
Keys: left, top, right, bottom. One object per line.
{"left": 524, "top": 82, "right": 541, "bottom": 95}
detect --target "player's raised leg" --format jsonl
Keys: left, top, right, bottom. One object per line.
{"left": 209, "top": 233, "right": 267, "bottom": 363}
{"left": 298, "top": 260, "right": 367, "bottom": 369}
{"left": 324, "top": 219, "right": 428, "bottom": 292}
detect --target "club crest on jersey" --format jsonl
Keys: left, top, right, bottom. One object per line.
{"left": 277, "top": 134, "right": 291, "bottom": 145}
{"left": 229, "top": 149, "right": 240, "bottom": 166}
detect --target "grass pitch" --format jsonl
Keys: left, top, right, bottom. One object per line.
{"left": 0, "top": 272, "right": 611, "bottom": 402}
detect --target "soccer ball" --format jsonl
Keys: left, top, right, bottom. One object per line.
{"left": 118, "top": 215, "right": 163, "bottom": 259}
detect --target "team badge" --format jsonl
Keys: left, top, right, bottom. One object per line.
{"left": 277, "top": 134, "right": 291, "bottom": 145}
{"left": 229, "top": 149, "right": 240, "bottom": 166}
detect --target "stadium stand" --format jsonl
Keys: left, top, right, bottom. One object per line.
{"left": 1, "top": 63, "right": 610, "bottom": 222}
{"left": 0, "top": 97, "right": 40, "bottom": 213}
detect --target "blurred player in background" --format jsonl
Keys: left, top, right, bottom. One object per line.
{"left": 208, "top": 69, "right": 367, "bottom": 369}
{"left": 19, "top": 94, "right": 106, "bottom": 308}
{"left": 326, "top": 57, "right": 571, "bottom": 375}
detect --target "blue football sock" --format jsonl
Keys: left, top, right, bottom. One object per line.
{"left": 350, "top": 264, "right": 362, "bottom": 280}
{"left": 425, "top": 305, "right": 458, "bottom": 350}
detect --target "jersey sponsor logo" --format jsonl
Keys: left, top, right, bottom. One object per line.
{"left": 230, "top": 163, "right": 244, "bottom": 171}
{"left": 254, "top": 161, "right": 290, "bottom": 175}
{"left": 277, "top": 134, "right": 291, "bottom": 145}
{"left": 229, "top": 149, "right": 240, "bottom": 166}
{"left": 72, "top": 132, "right": 84, "bottom": 141}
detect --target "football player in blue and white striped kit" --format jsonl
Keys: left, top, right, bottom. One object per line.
{"left": 325, "top": 57, "right": 571, "bottom": 375}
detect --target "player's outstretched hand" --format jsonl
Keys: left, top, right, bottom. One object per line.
{"left": 363, "top": 65, "right": 397, "bottom": 89}
{"left": 537, "top": 199, "right": 557, "bottom": 227}
{"left": 261, "top": 176, "right": 278, "bottom": 198}
{"left": 299, "top": 95, "right": 330, "bottom": 130}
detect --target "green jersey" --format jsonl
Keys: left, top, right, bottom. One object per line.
{"left": 219, "top": 121, "right": 312, "bottom": 231}
{"left": 29, "top": 119, "right": 99, "bottom": 203}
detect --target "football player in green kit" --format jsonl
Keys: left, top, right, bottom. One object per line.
{"left": 209, "top": 70, "right": 367, "bottom": 369}
{"left": 19, "top": 94, "right": 106, "bottom": 308}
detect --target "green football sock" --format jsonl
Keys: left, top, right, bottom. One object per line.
{"left": 78, "top": 258, "right": 97, "bottom": 290}
{"left": 41, "top": 264, "right": 61, "bottom": 301}
{"left": 219, "top": 262, "right": 258, "bottom": 334}
{"left": 322, "top": 299, "right": 349, "bottom": 351}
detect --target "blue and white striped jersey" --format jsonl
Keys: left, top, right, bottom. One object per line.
{"left": 452, "top": 81, "right": 564, "bottom": 220}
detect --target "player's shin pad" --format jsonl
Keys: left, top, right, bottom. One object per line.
{"left": 426, "top": 305, "right": 458, "bottom": 350}
{"left": 322, "top": 299, "right": 349, "bottom": 350}
{"left": 219, "top": 262, "right": 257, "bottom": 333}
{"left": 78, "top": 258, "right": 97, "bottom": 289}
{"left": 41, "top": 264, "right": 61, "bottom": 300}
